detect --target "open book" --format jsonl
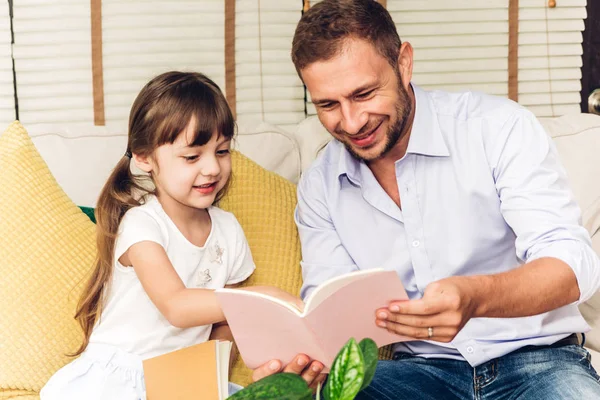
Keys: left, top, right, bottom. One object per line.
{"left": 216, "top": 269, "right": 409, "bottom": 370}
{"left": 143, "top": 340, "right": 232, "bottom": 400}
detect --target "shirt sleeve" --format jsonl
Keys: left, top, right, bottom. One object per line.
{"left": 488, "top": 109, "right": 600, "bottom": 303}
{"left": 114, "top": 207, "right": 167, "bottom": 261}
{"left": 225, "top": 215, "right": 256, "bottom": 285}
{"left": 295, "top": 168, "right": 358, "bottom": 300}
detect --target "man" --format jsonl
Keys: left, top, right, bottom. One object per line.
{"left": 253, "top": 0, "right": 600, "bottom": 398}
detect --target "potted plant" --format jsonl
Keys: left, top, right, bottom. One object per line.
{"left": 229, "top": 337, "right": 378, "bottom": 400}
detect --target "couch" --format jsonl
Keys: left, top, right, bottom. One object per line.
{"left": 1, "top": 112, "right": 599, "bottom": 398}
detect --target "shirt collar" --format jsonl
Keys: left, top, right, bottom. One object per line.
{"left": 406, "top": 84, "right": 449, "bottom": 157}
{"left": 337, "top": 84, "right": 449, "bottom": 184}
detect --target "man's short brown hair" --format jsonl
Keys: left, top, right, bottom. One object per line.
{"left": 291, "top": 0, "right": 401, "bottom": 76}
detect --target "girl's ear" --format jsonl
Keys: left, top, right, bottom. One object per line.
{"left": 132, "top": 153, "right": 154, "bottom": 173}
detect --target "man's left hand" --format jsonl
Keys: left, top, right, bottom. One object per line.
{"left": 375, "top": 276, "right": 479, "bottom": 343}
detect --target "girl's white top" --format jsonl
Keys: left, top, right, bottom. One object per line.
{"left": 88, "top": 195, "right": 255, "bottom": 359}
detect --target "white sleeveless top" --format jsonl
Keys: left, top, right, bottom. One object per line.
{"left": 89, "top": 195, "right": 255, "bottom": 359}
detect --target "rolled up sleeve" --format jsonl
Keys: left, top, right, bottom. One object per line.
{"left": 490, "top": 109, "right": 600, "bottom": 303}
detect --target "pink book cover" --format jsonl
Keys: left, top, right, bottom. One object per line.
{"left": 215, "top": 269, "right": 410, "bottom": 370}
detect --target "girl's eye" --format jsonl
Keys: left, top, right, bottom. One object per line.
{"left": 217, "top": 149, "right": 230, "bottom": 156}
{"left": 183, "top": 155, "right": 198, "bottom": 162}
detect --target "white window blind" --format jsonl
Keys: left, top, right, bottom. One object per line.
{"left": 0, "top": 1, "right": 15, "bottom": 127}
{"left": 12, "top": 0, "right": 94, "bottom": 125}
{"left": 307, "top": 0, "right": 510, "bottom": 115}
{"left": 307, "top": 0, "right": 508, "bottom": 113}
{"left": 308, "top": 0, "right": 586, "bottom": 118}
{"left": 12, "top": 0, "right": 226, "bottom": 129}
{"left": 518, "top": 0, "right": 586, "bottom": 117}
{"left": 390, "top": 0, "right": 511, "bottom": 96}
{"left": 236, "top": 0, "right": 304, "bottom": 132}
{"left": 102, "top": 0, "right": 225, "bottom": 130}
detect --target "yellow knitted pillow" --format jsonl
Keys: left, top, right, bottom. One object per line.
{"left": 220, "top": 151, "right": 303, "bottom": 387}
{"left": 0, "top": 122, "right": 96, "bottom": 399}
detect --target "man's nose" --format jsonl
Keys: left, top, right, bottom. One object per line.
{"left": 340, "top": 102, "right": 368, "bottom": 135}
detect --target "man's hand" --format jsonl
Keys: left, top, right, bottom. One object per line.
{"left": 375, "top": 276, "right": 479, "bottom": 342}
{"left": 251, "top": 354, "right": 327, "bottom": 392}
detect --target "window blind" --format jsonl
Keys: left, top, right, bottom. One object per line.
{"left": 0, "top": 1, "right": 15, "bottom": 127}
{"left": 12, "top": 0, "right": 94, "bottom": 125}
{"left": 518, "top": 0, "right": 586, "bottom": 117}
{"left": 307, "top": 0, "right": 510, "bottom": 115}
{"left": 101, "top": 0, "right": 226, "bottom": 130}
{"left": 389, "top": 0, "right": 511, "bottom": 96}
{"left": 12, "top": 0, "right": 227, "bottom": 129}
{"left": 236, "top": 0, "right": 304, "bottom": 132}
{"left": 308, "top": 0, "right": 586, "bottom": 118}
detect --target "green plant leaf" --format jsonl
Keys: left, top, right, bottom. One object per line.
{"left": 228, "top": 373, "right": 312, "bottom": 400}
{"left": 323, "top": 338, "right": 365, "bottom": 400}
{"left": 358, "top": 338, "right": 378, "bottom": 391}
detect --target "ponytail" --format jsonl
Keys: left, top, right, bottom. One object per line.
{"left": 71, "top": 70, "right": 236, "bottom": 355}
{"left": 71, "top": 155, "right": 149, "bottom": 356}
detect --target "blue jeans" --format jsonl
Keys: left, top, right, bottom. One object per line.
{"left": 356, "top": 344, "right": 600, "bottom": 399}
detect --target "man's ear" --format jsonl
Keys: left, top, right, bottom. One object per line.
{"left": 397, "top": 42, "right": 414, "bottom": 90}
{"left": 132, "top": 153, "right": 153, "bottom": 173}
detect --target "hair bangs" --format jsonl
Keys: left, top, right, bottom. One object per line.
{"left": 187, "top": 85, "right": 235, "bottom": 147}
{"left": 150, "top": 75, "right": 235, "bottom": 149}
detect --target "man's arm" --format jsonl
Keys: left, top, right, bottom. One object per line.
{"left": 378, "top": 109, "right": 600, "bottom": 342}
{"left": 377, "top": 258, "right": 581, "bottom": 342}
{"left": 295, "top": 168, "right": 359, "bottom": 299}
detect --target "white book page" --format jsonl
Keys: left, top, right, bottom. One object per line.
{"left": 217, "top": 340, "right": 232, "bottom": 400}
{"left": 217, "top": 288, "right": 304, "bottom": 316}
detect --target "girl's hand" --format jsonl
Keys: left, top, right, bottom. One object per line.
{"left": 242, "top": 286, "right": 305, "bottom": 312}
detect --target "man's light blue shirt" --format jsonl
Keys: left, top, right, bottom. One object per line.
{"left": 295, "top": 84, "right": 600, "bottom": 367}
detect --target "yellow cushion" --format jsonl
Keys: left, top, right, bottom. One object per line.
{"left": 0, "top": 122, "right": 97, "bottom": 399}
{"left": 0, "top": 121, "right": 302, "bottom": 392}
{"left": 220, "top": 151, "right": 303, "bottom": 386}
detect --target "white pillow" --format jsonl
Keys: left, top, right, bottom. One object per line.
{"left": 235, "top": 119, "right": 301, "bottom": 183}
{"left": 27, "top": 123, "right": 128, "bottom": 208}
{"left": 293, "top": 115, "right": 332, "bottom": 173}
{"left": 26, "top": 120, "right": 303, "bottom": 207}
{"left": 541, "top": 113, "right": 600, "bottom": 237}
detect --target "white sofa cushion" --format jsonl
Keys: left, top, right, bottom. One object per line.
{"left": 28, "top": 123, "right": 128, "bottom": 208}
{"left": 235, "top": 120, "right": 301, "bottom": 184}
{"left": 293, "top": 115, "right": 331, "bottom": 173}
{"left": 540, "top": 113, "right": 600, "bottom": 238}
{"left": 25, "top": 120, "right": 302, "bottom": 207}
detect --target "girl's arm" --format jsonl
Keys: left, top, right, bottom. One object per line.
{"left": 210, "top": 282, "right": 244, "bottom": 375}
{"left": 124, "top": 240, "right": 225, "bottom": 328}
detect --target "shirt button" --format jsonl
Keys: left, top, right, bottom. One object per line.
{"left": 466, "top": 346, "right": 474, "bottom": 354}
{"left": 412, "top": 240, "right": 420, "bottom": 247}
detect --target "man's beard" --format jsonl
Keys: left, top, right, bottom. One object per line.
{"left": 340, "top": 82, "right": 412, "bottom": 162}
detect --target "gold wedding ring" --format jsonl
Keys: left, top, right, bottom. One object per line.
{"left": 428, "top": 327, "right": 434, "bottom": 338}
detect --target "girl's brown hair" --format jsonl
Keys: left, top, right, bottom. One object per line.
{"left": 72, "top": 71, "right": 235, "bottom": 356}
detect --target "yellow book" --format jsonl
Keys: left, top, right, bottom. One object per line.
{"left": 143, "top": 340, "right": 232, "bottom": 400}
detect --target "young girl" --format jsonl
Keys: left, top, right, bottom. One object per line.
{"left": 41, "top": 71, "right": 300, "bottom": 399}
